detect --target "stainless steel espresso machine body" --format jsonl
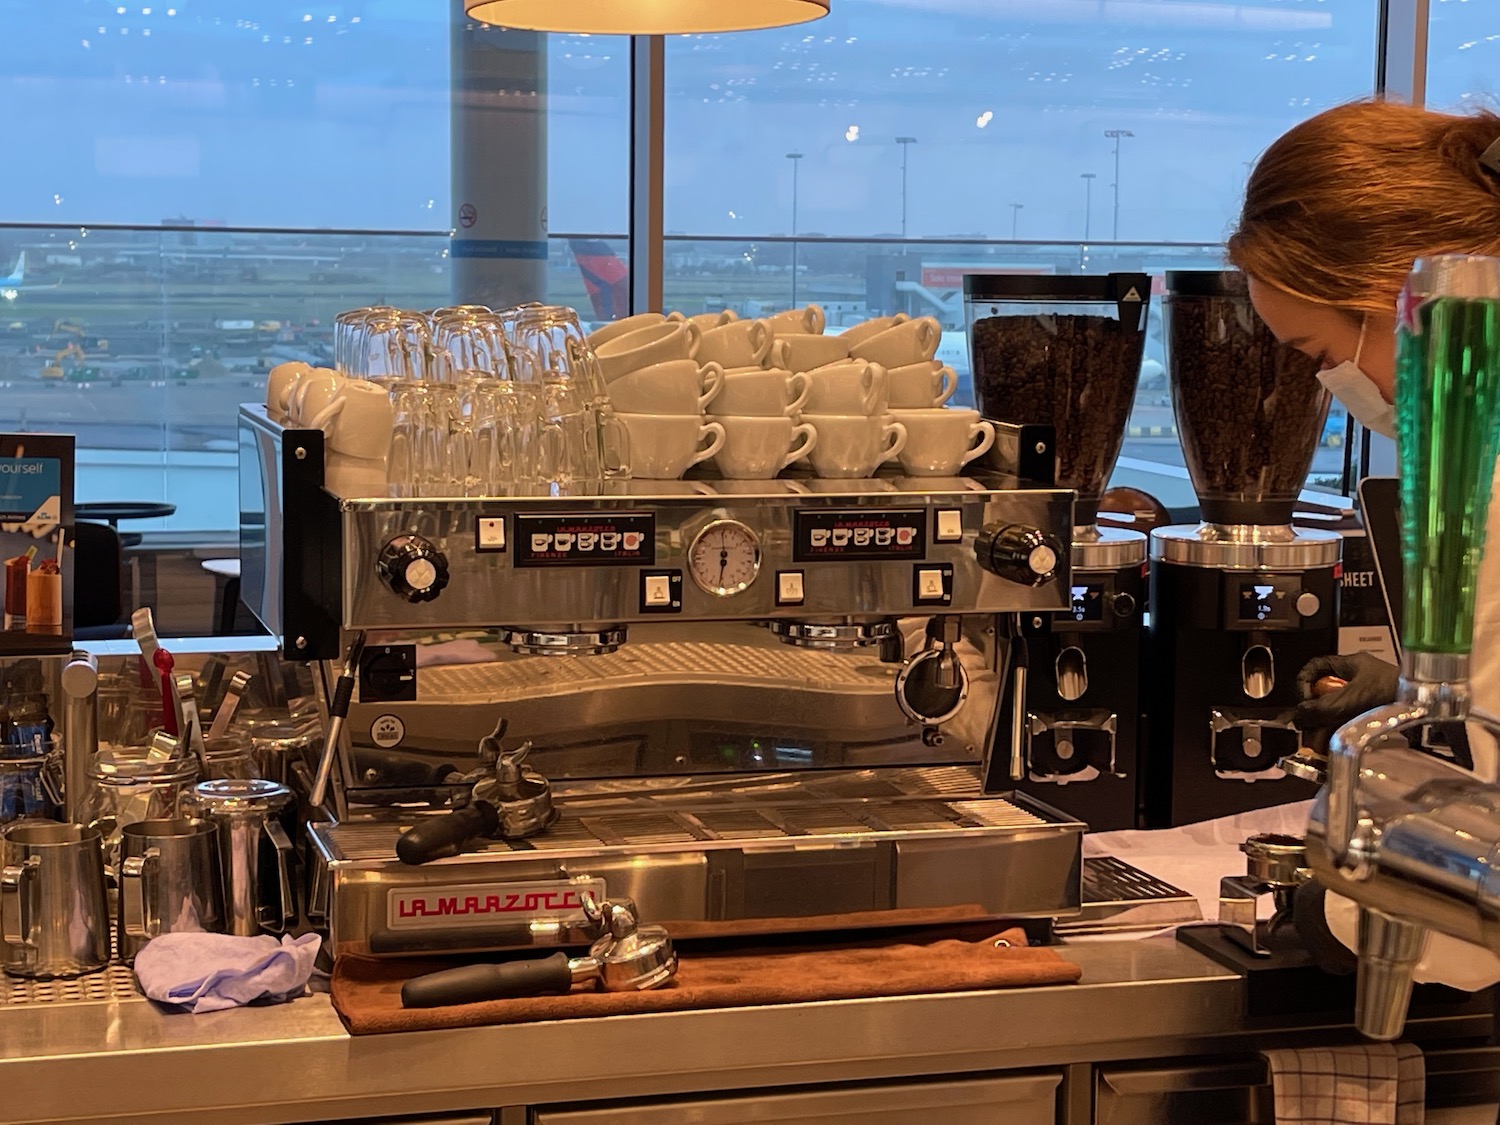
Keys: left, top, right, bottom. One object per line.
{"left": 239, "top": 404, "right": 1086, "bottom": 959}
{"left": 966, "top": 272, "right": 1152, "bottom": 830}
{"left": 1146, "top": 271, "right": 1337, "bottom": 825}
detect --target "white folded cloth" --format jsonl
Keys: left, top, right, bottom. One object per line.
{"left": 1263, "top": 1043, "right": 1425, "bottom": 1125}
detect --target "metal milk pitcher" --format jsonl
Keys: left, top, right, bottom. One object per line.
{"left": 184, "top": 778, "right": 296, "bottom": 937}
{"left": 118, "top": 817, "right": 225, "bottom": 962}
{"left": 0, "top": 821, "right": 110, "bottom": 978}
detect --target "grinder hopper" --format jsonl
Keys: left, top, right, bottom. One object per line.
{"left": 964, "top": 272, "right": 1150, "bottom": 528}
{"left": 1163, "top": 271, "right": 1329, "bottom": 527}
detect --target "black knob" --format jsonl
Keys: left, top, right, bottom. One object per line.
{"left": 973, "top": 524, "right": 1063, "bottom": 587}
{"left": 1111, "top": 591, "right": 1137, "bottom": 619}
{"left": 378, "top": 535, "right": 450, "bottom": 603}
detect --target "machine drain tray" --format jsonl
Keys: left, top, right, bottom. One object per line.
{"left": 311, "top": 767, "right": 1086, "bottom": 958}
{"left": 1054, "top": 856, "right": 1202, "bottom": 936}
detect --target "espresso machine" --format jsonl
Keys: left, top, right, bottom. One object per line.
{"left": 964, "top": 272, "right": 1151, "bottom": 830}
{"left": 1146, "top": 270, "right": 1338, "bottom": 825}
{"left": 239, "top": 401, "right": 1096, "bottom": 960}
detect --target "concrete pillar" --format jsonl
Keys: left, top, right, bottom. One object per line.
{"left": 450, "top": 3, "right": 548, "bottom": 307}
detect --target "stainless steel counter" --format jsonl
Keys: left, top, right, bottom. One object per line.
{"left": 2, "top": 937, "right": 1493, "bottom": 1125}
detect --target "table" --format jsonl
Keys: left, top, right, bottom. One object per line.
{"left": 75, "top": 502, "right": 177, "bottom": 605}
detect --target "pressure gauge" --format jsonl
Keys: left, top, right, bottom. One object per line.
{"left": 688, "top": 519, "right": 762, "bottom": 597}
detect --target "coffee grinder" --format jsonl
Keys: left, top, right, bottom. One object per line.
{"left": 1147, "top": 270, "right": 1339, "bottom": 826}
{"left": 966, "top": 272, "right": 1151, "bottom": 830}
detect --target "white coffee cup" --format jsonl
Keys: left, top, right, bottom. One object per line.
{"left": 886, "top": 360, "right": 959, "bottom": 408}
{"left": 308, "top": 379, "right": 396, "bottom": 461}
{"left": 838, "top": 313, "right": 910, "bottom": 348}
{"left": 803, "top": 414, "right": 907, "bottom": 479}
{"left": 848, "top": 316, "right": 942, "bottom": 369}
{"left": 889, "top": 408, "right": 995, "bottom": 477}
{"left": 709, "top": 416, "right": 818, "bottom": 480}
{"left": 669, "top": 309, "right": 738, "bottom": 329}
{"left": 266, "top": 361, "right": 312, "bottom": 422}
{"left": 595, "top": 320, "right": 702, "bottom": 382}
{"left": 764, "top": 304, "right": 825, "bottom": 336}
{"left": 695, "top": 319, "right": 773, "bottom": 368}
{"left": 289, "top": 368, "right": 346, "bottom": 427}
{"left": 586, "top": 311, "right": 666, "bottom": 350}
{"left": 770, "top": 333, "right": 849, "bottom": 373}
{"left": 713, "top": 368, "right": 811, "bottom": 417}
{"left": 325, "top": 450, "right": 390, "bottom": 497}
{"left": 607, "top": 360, "right": 725, "bottom": 415}
{"left": 616, "top": 413, "right": 726, "bottom": 479}
{"left": 803, "top": 361, "right": 888, "bottom": 416}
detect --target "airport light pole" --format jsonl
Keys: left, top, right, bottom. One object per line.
{"left": 896, "top": 137, "right": 918, "bottom": 238}
{"left": 1081, "top": 173, "right": 1097, "bottom": 242}
{"left": 786, "top": 152, "right": 803, "bottom": 306}
{"left": 1010, "top": 203, "right": 1023, "bottom": 240}
{"left": 1104, "top": 129, "right": 1133, "bottom": 240}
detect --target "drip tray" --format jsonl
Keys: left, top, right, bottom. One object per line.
{"left": 1055, "top": 856, "right": 1202, "bottom": 936}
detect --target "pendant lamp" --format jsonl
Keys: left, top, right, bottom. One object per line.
{"left": 464, "top": 0, "right": 830, "bottom": 35}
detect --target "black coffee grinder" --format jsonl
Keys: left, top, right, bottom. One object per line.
{"left": 966, "top": 272, "right": 1150, "bottom": 830}
{"left": 1146, "top": 270, "right": 1338, "bottom": 826}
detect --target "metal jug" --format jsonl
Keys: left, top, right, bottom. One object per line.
{"left": 118, "top": 817, "right": 225, "bottom": 962}
{"left": 184, "top": 778, "right": 295, "bottom": 937}
{"left": 0, "top": 821, "right": 110, "bottom": 978}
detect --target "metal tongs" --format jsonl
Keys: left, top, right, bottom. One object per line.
{"left": 395, "top": 718, "right": 554, "bottom": 865}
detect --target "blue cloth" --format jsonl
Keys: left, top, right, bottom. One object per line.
{"left": 133, "top": 932, "right": 321, "bottom": 1013}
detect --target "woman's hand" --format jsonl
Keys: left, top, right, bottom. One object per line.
{"left": 1293, "top": 652, "right": 1400, "bottom": 753}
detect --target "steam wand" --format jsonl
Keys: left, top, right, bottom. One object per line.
{"left": 311, "top": 630, "right": 366, "bottom": 811}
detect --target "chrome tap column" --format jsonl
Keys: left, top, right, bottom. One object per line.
{"left": 1307, "top": 254, "right": 1500, "bottom": 1039}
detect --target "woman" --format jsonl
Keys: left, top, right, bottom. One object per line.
{"left": 1229, "top": 98, "right": 1500, "bottom": 989}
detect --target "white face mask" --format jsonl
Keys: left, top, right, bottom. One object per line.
{"left": 1315, "top": 316, "right": 1395, "bottom": 440}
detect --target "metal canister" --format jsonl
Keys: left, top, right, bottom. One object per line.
{"left": 184, "top": 778, "right": 296, "bottom": 937}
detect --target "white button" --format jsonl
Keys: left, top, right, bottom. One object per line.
{"left": 1295, "top": 591, "right": 1321, "bottom": 618}
{"left": 935, "top": 509, "right": 964, "bottom": 543}
{"left": 477, "top": 517, "right": 506, "bottom": 550}
{"left": 1028, "top": 545, "right": 1057, "bottom": 576}
{"left": 405, "top": 558, "right": 437, "bottom": 591}
{"left": 778, "top": 571, "right": 805, "bottom": 605}
{"left": 918, "top": 569, "right": 946, "bottom": 599}
{"left": 644, "top": 575, "right": 673, "bottom": 606}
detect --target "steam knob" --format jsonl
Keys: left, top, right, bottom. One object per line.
{"left": 378, "top": 535, "right": 450, "bottom": 603}
{"left": 974, "top": 524, "right": 1063, "bottom": 587}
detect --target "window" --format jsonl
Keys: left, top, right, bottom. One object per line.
{"left": 662, "top": 2, "right": 1375, "bottom": 509}
{"left": 1424, "top": 0, "right": 1500, "bottom": 113}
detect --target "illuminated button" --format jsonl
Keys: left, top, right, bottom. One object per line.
{"left": 476, "top": 517, "right": 506, "bottom": 551}
{"left": 935, "top": 509, "right": 964, "bottom": 543}
{"left": 643, "top": 575, "right": 673, "bottom": 607}
{"left": 917, "top": 569, "right": 946, "bottom": 600}
{"left": 777, "top": 571, "right": 805, "bottom": 606}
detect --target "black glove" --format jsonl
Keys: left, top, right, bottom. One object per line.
{"left": 1293, "top": 652, "right": 1400, "bottom": 754}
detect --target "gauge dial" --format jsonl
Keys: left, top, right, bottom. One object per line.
{"left": 688, "top": 520, "right": 762, "bottom": 597}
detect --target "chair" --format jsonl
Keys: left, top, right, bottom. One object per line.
{"left": 72, "top": 521, "right": 132, "bottom": 640}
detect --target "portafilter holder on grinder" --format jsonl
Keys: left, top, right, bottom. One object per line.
{"left": 1164, "top": 271, "right": 1329, "bottom": 527}
{"left": 964, "top": 272, "right": 1149, "bottom": 527}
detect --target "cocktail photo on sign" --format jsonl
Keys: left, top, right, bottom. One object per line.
{"left": 0, "top": 434, "right": 74, "bottom": 655}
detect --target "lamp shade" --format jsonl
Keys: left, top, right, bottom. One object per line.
{"left": 464, "top": 0, "right": 830, "bottom": 34}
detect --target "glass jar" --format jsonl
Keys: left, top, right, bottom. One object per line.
{"left": 81, "top": 752, "right": 200, "bottom": 863}
{"left": 0, "top": 741, "right": 62, "bottom": 824}
{"left": 201, "top": 736, "right": 262, "bottom": 781}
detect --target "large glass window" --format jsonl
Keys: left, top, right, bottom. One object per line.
{"left": 0, "top": 5, "right": 629, "bottom": 532}
{"left": 662, "top": 2, "right": 1376, "bottom": 508}
{"left": 1424, "top": 0, "right": 1500, "bottom": 112}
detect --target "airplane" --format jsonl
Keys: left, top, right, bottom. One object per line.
{"left": 0, "top": 253, "right": 62, "bottom": 301}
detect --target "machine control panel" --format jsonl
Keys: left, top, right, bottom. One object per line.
{"left": 974, "top": 524, "right": 1064, "bottom": 587}
{"left": 1225, "top": 573, "right": 1319, "bottom": 630}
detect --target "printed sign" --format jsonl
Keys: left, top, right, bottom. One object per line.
{"left": 386, "top": 878, "right": 608, "bottom": 930}
{"left": 0, "top": 434, "right": 74, "bottom": 655}
{"left": 514, "top": 512, "right": 655, "bottom": 568}
{"left": 793, "top": 508, "right": 927, "bottom": 562}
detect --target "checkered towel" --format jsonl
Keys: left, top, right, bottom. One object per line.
{"left": 1262, "top": 1044, "right": 1425, "bottom": 1125}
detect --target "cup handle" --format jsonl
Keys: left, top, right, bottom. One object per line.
{"left": 962, "top": 421, "right": 997, "bottom": 467}
{"left": 786, "top": 372, "right": 812, "bottom": 415}
{"left": 666, "top": 310, "right": 686, "bottom": 323}
{"left": 260, "top": 820, "right": 296, "bottom": 933}
{"left": 881, "top": 421, "right": 908, "bottom": 464}
{"left": 750, "top": 320, "right": 772, "bottom": 364}
{"left": 1, "top": 857, "right": 38, "bottom": 948}
{"left": 698, "top": 363, "right": 725, "bottom": 411}
{"left": 121, "top": 847, "right": 159, "bottom": 939}
{"left": 769, "top": 340, "right": 786, "bottom": 369}
{"left": 782, "top": 423, "right": 818, "bottom": 470}
{"left": 598, "top": 406, "right": 632, "bottom": 481}
{"left": 807, "top": 303, "right": 826, "bottom": 334}
{"left": 691, "top": 421, "right": 727, "bottom": 467}
{"left": 307, "top": 396, "right": 346, "bottom": 432}
{"left": 684, "top": 319, "right": 703, "bottom": 358}
{"left": 934, "top": 366, "right": 958, "bottom": 407}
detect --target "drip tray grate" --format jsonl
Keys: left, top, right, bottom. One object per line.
{"left": 1, "top": 961, "right": 142, "bottom": 1007}
{"left": 1055, "top": 856, "right": 1203, "bottom": 936}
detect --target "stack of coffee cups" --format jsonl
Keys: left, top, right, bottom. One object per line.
{"left": 267, "top": 361, "right": 397, "bottom": 494}
{"left": 700, "top": 315, "right": 819, "bottom": 479}
{"left": 588, "top": 313, "right": 725, "bottom": 479}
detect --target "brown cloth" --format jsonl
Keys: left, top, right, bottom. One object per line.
{"left": 331, "top": 924, "right": 1082, "bottom": 1036}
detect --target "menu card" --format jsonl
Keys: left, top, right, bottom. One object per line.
{"left": 0, "top": 434, "right": 74, "bottom": 655}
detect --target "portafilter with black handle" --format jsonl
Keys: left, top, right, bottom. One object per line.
{"left": 401, "top": 896, "right": 677, "bottom": 1008}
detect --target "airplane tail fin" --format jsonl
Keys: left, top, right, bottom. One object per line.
{"left": 567, "top": 239, "right": 630, "bottom": 323}
{"left": 0, "top": 252, "right": 23, "bottom": 287}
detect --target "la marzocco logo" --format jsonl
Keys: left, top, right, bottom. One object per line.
{"left": 387, "top": 879, "right": 606, "bottom": 929}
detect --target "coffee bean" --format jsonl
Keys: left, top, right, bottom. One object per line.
{"left": 971, "top": 313, "right": 1143, "bottom": 501}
